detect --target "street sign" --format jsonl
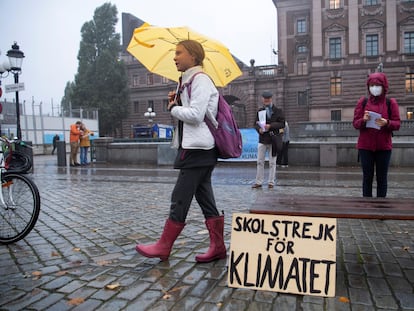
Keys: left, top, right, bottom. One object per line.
{"left": 5, "top": 83, "right": 25, "bottom": 93}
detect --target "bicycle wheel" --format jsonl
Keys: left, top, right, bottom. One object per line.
{"left": 0, "top": 173, "right": 41, "bottom": 244}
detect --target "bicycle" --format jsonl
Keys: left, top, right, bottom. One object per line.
{"left": 0, "top": 136, "right": 41, "bottom": 244}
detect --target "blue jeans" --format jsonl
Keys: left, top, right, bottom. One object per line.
{"left": 358, "top": 149, "right": 391, "bottom": 197}
{"left": 80, "top": 147, "right": 89, "bottom": 165}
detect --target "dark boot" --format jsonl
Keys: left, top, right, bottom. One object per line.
{"left": 195, "top": 215, "right": 226, "bottom": 263}
{"left": 135, "top": 218, "right": 185, "bottom": 261}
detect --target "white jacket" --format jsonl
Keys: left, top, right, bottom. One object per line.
{"left": 171, "top": 66, "right": 218, "bottom": 150}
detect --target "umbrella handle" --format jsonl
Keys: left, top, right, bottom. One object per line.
{"left": 173, "top": 82, "right": 180, "bottom": 103}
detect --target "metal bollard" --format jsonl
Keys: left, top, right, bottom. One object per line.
{"left": 57, "top": 141, "right": 67, "bottom": 167}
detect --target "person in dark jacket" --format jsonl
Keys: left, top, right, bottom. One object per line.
{"left": 276, "top": 121, "right": 290, "bottom": 167}
{"left": 353, "top": 72, "right": 400, "bottom": 197}
{"left": 51, "top": 134, "right": 60, "bottom": 155}
{"left": 252, "top": 91, "right": 285, "bottom": 189}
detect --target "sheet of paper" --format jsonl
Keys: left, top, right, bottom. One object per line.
{"left": 258, "top": 110, "right": 267, "bottom": 131}
{"left": 366, "top": 111, "right": 381, "bottom": 130}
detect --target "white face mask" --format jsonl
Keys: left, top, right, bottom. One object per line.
{"left": 369, "top": 85, "right": 383, "bottom": 97}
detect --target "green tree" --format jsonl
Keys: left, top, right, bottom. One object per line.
{"left": 61, "top": 81, "right": 75, "bottom": 115}
{"left": 69, "top": 3, "right": 128, "bottom": 136}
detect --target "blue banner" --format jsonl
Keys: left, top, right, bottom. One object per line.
{"left": 221, "top": 128, "right": 258, "bottom": 162}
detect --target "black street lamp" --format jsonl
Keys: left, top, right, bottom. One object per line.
{"left": 6, "top": 42, "right": 25, "bottom": 140}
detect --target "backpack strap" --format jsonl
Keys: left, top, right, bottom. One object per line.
{"left": 180, "top": 72, "right": 219, "bottom": 129}
{"left": 362, "top": 97, "right": 368, "bottom": 109}
{"left": 180, "top": 72, "right": 206, "bottom": 98}
{"left": 386, "top": 98, "right": 391, "bottom": 119}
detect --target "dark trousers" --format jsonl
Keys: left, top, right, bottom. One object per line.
{"left": 169, "top": 166, "right": 219, "bottom": 223}
{"left": 277, "top": 141, "right": 289, "bottom": 165}
{"left": 359, "top": 149, "right": 392, "bottom": 197}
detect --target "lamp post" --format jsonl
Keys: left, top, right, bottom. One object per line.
{"left": 6, "top": 42, "right": 25, "bottom": 140}
{"left": 144, "top": 107, "right": 156, "bottom": 124}
{"left": 144, "top": 107, "right": 156, "bottom": 138}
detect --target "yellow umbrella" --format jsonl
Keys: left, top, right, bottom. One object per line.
{"left": 127, "top": 24, "right": 242, "bottom": 87}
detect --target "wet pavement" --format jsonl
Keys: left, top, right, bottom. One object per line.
{"left": 0, "top": 155, "right": 413, "bottom": 311}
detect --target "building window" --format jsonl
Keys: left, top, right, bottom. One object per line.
{"left": 147, "top": 73, "right": 154, "bottom": 85}
{"left": 330, "top": 77, "right": 342, "bottom": 96}
{"left": 140, "top": 102, "right": 147, "bottom": 113}
{"left": 132, "top": 75, "right": 139, "bottom": 87}
{"left": 364, "top": 0, "right": 379, "bottom": 5}
{"left": 162, "top": 99, "right": 169, "bottom": 112}
{"left": 297, "top": 91, "right": 308, "bottom": 106}
{"left": 404, "top": 32, "right": 414, "bottom": 54}
{"left": 133, "top": 101, "right": 139, "bottom": 113}
{"left": 162, "top": 76, "right": 170, "bottom": 84}
{"left": 331, "top": 110, "right": 341, "bottom": 121}
{"left": 297, "top": 45, "right": 307, "bottom": 53}
{"left": 406, "top": 73, "right": 414, "bottom": 94}
{"left": 297, "top": 60, "right": 308, "bottom": 75}
{"left": 366, "top": 34, "right": 379, "bottom": 56}
{"left": 329, "top": 0, "right": 342, "bottom": 9}
{"left": 297, "top": 19, "right": 306, "bottom": 34}
{"left": 148, "top": 100, "right": 154, "bottom": 111}
{"left": 329, "top": 38, "right": 342, "bottom": 59}
{"left": 407, "top": 107, "right": 414, "bottom": 120}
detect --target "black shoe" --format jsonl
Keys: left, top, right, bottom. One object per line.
{"left": 251, "top": 184, "right": 262, "bottom": 189}
{"left": 70, "top": 164, "right": 75, "bottom": 167}
{"left": 74, "top": 163, "right": 81, "bottom": 166}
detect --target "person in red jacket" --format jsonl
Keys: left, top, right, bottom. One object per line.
{"left": 353, "top": 72, "right": 400, "bottom": 197}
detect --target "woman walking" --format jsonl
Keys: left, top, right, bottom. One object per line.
{"left": 135, "top": 40, "right": 226, "bottom": 263}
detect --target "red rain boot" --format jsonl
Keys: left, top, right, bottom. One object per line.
{"left": 195, "top": 215, "right": 226, "bottom": 263}
{"left": 136, "top": 218, "right": 185, "bottom": 261}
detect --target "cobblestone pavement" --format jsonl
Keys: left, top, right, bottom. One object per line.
{"left": 0, "top": 155, "right": 413, "bottom": 311}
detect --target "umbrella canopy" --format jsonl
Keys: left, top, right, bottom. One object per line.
{"left": 127, "top": 25, "right": 242, "bottom": 87}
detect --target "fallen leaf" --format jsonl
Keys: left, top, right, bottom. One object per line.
{"left": 51, "top": 251, "right": 60, "bottom": 257}
{"left": 169, "top": 286, "right": 187, "bottom": 293}
{"left": 32, "top": 271, "right": 42, "bottom": 279}
{"left": 163, "top": 294, "right": 172, "bottom": 300}
{"left": 97, "top": 260, "right": 112, "bottom": 266}
{"left": 73, "top": 248, "right": 81, "bottom": 252}
{"left": 67, "top": 297, "right": 85, "bottom": 306}
{"left": 339, "top": 296, "right": 350, "bottom": 303}
{"left": 92, "top": 228, "right": 99, "bottom": 232}
{"left": 403, "top": 246, "right": 410, "bottom": 251}
{"left": 106, "top": 283, "right": 121, "bottom": 290}
{"left": 56, "top": 270, "right": 68, "bottom": 276}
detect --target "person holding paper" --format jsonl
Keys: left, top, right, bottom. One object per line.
{"left": 353, "top": 72, "right": 400, "bottom": 197}
{"left": 252, "top": 91, "right": 285, "bottom": 189}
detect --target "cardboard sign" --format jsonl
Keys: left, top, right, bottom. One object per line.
{"left": 228, "top": 213, "right": 337, "bottom": 297}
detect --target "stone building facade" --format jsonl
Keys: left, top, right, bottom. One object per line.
{"left": 274, "top": 0, "right": 414, "bottom": 126}
{"left": 120, "top": 1, "right": 414, "bottom": 138}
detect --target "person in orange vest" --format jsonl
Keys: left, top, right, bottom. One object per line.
{"left": 69, "top": 121, "right": 83, "bottom": 167}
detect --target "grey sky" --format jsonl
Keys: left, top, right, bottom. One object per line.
{"left": 0, "top": 0, "right": 277, "bottom": 114}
